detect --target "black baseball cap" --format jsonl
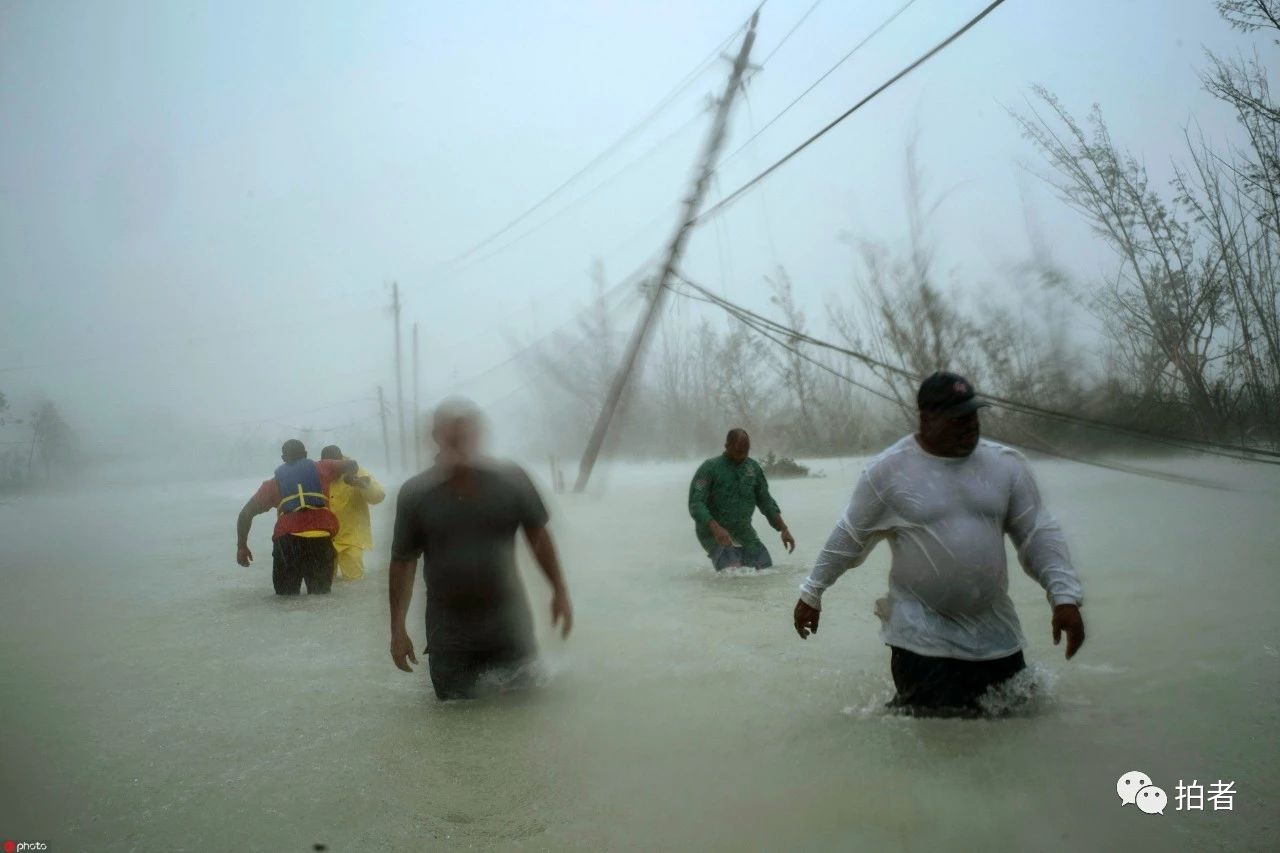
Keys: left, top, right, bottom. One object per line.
{"left": 917, "top": 371, "right": 991, "bottom": 418}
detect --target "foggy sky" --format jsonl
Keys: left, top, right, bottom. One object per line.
{"left": 0, "top": 0, "right": 1262, "bottom": 455}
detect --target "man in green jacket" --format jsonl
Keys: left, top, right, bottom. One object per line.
{"left": 689, "top": 428, "right": 796, "bottom": 570}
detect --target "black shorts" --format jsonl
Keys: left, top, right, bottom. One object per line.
{"left": 271, "top": 535, "right": 335, "bottom": 595}
{"left": 427, "top": 647, "right": 535, "bottom": 701}
{"left": 888, "top": 646, "right": 1026, "bottom": 718}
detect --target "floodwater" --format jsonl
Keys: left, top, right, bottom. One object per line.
{"left": 2, "top": 453, "right": 1278, "bottom": 851}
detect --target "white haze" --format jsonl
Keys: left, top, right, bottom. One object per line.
{"left": 0, "top": 0, "right": 1263, "bottom": 464}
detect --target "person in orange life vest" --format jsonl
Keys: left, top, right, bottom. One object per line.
{"left": 319, "top": 444, "right": 385, "bottom": 581}
{"left": 236, "top": 438, "right": 358, "bottom": 595}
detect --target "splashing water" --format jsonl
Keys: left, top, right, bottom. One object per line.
{"left": 710, "top": 564, "right": 780, "bottom": 579}
{"left": 977, "top": 662, "right": 1059, "bottom": 717}
{"left": 838, "top": 662, "right": 1060, "bottom": 719}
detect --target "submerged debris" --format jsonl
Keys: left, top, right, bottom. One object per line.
{"left": 760, "top": 451, "right": 819, "bottom": 479}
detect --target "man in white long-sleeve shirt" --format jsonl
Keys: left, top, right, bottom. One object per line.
{"left": 793, "top": 372, "right": 1085, "bottom": 717}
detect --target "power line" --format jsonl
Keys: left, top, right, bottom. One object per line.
{"left": 574, "top": 11, "right": 762, "bottom": 492}
{"left": 478, "top": 286, "right": 653, "bottom": 416}
{"left": 431, "top": 10, "right": 758, "bottom": 273}
{"left": 739, "top": 91, "right": 782, "bottom": 266}
{"left": 996, "top": 417, "right": 1232, "bottom": 490}
{"left": 708, "top": 173, "right": 733, "bottom": 296}
{"left": 597, "top": 205, "right": 684, "bottom": 263}
{"left": 698, "top": 0, "right": 1009, "bottom": 225}
{"left": 421, "top": 1, "right": 822, "bottom": 283}
{"left": 442, "top": 258, "right": 655, "bottom": 393}
{"left": 423, "top": 209, "right": 673, "bottom": 359}
{"left": 670, "top": 280, "right": 1245, "bottom": 489}
{"left": 672, "top": 271, "right": 1280, "bottom": 462}
{"left": 721, "top": 0, "right": 920, "bottom": 169}
{"left": 669, "top": 272, "right": 1280, "bottom": 465}
{"left": 681, "top": 273, "right": 1280, "bottom": 463}
{"left": 436, "top": 106, "right": 708, "bottom": 280}
{"left": 458, "top": 283, "right": 644, "bottom": 392}
{"left": 758, "top": 0, "right": 826, "bottom": 67}
{"left": 671, "top": 279, "right": 901, "bottom": 404}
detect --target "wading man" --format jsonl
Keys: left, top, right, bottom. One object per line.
{"left": 236, "top": 439, "right": 358, "bottom": 595}
{"left": 792, "top": 372, "right": 1085, "bottom": 717}
{"left": 388, "top": 399, "right": 573, "bottom": 701}
{"left": 320, "top": 444, "right": 385, "bottom": 581}
{"left": 689, "top": 428, "right": 795, "bottom": 570}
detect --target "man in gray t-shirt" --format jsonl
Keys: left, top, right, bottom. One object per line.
{"left": 389, "top": 399, "right": 573, "bottom": 700}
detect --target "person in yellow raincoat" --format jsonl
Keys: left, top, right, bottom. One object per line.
{"left": 320, "top": 445, "right": 385, "bottom": 580}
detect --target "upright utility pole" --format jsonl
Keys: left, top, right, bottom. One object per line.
{"left": 574, "top": 11, "right": 759, "bottom": 492}
{"left": 391, "top": 281, "right": 407, "bottom": 470}
{"left": 377, "top": 384, "right": 391, "bottom": 472}
{"left": 412, "top": 321, "right": 421, "bottom": 471}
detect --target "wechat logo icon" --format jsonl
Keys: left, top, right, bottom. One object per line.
{"left": 1117, "top": 770, "right": 1167, "bottom": 815}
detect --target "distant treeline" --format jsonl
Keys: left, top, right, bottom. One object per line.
{"left": 0, "top": 392, "right": 77, "bottom": 493}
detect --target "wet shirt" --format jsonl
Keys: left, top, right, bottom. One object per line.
{"left": 328, "top": 467, "right": 385, "bottom": 551}
{"left": 251, "top": 458, "right": 346, "bottom": 540}
{"left": 688, "top": 454, "right": 782, "bottom": 554}
{"left": 799, "top": 436, "right": 1083, "bottom": 661}
{"left": 391, "top": 461, "right": 549, "bottom": 655}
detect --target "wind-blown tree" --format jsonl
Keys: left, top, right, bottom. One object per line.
{"left": 523, "top": 260, "right": 629, "bottom": 455}
{"left": 714, "top": 321, "right": 773, "bottom": 433}
{"left": 830, "top": 141, "right": 984, "bottom": 430}
{"left": 1216, "top": 0, "right": 1280, "bottom": 38}
{"left": 0, "top": 392, "right": 23, "bottom": 491}
{"left": 764, "top": 268, "right": 822, "bottom": 451}
{"left": 1013, "top": 89, "right": 1230, "bottom": 436}
{"left": 1195, "top": 1, "right": 1280, "bottom": 431}
{"left": 32, "top": 401, "right": 75, "bottom": 479}
{"left": 1011, "top": 0, "right": 1279, "bottom": 443}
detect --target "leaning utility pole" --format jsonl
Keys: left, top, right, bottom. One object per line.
{"left": 391, "top": 281, "right": 407, "bottom": 470}
{"left": 412, "top": 321, "right": 421, "bottom": 470}
{"left": 377, "top": 384, "right": 391, "bottom": 471}
{"left": 573, "top": 11, "right": 759, "bottom": 492}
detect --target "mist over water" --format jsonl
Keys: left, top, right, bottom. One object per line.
{"left": 2, "top": 454, "right": 1277, "bottom": 850}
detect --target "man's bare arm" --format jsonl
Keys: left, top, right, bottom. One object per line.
{"left": 524, "top": 526, "right": 566, "bottom": 589}
{"left": 524, "top": 526, "right": 573, "bottom": 638}
{"left": 388, "top": 558, "right": 419, "bottom": 671}
{"left": 235, "top": 497, "right": 269, "bottom": 566}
